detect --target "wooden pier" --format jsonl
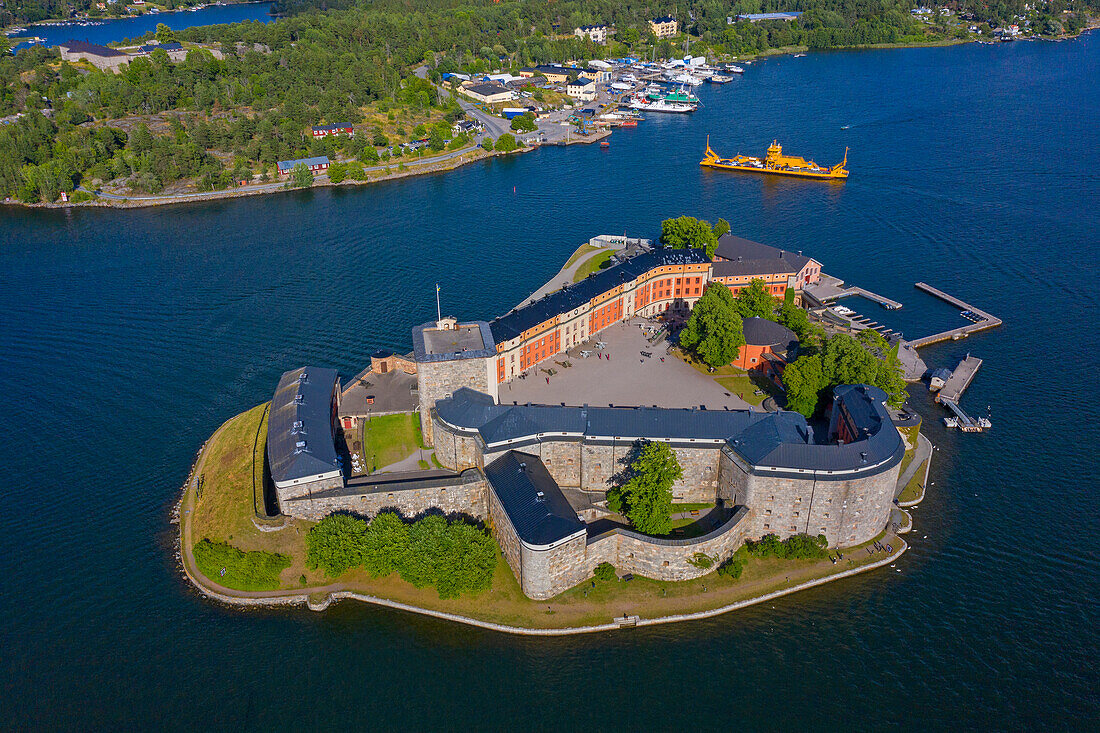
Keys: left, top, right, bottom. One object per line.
{"left": 907, "top": 283, "right": 1002, "bottom": 348}
{"left": 936, "top": 355, "right": 982, "bottom": 404}
{"left": 837, "top": 286, "right": 903, "bottom": 310}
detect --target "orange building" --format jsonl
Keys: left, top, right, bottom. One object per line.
{"left": 710, "top": 234, "right": 822, "bottom": 300}
{"left": 489, "top": 248, "right": 710, "bottom": 383}
{"left": 734, "top": 317, "right": 799, "bottom": 380}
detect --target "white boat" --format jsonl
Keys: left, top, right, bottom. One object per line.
{"left": 707, "top": 74, "right": 733, "bottom": 83}
{"left": 943, "top": 417, "right": 958, "bottom": 428}
{"left": 625, "top": 97, "right": 697, "bottom": 114}
{"left": 621, "top": 73, "right": 637, "bottom": 83}
{"left": 664, "top": 71, "right": 704, "bottom": 86}
{"left": 726, "top": 65, "right": 745, "bottom": 74}
{"left": 610, "top": 82, "right": 633, "bottom": 92}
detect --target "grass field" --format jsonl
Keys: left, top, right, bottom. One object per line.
{"left": 563, "top": 243, "right": 599, "bottom": 269}
{"left": 572, "top": 250, "right": 613, "bottom": 282}
{"left": 897, "top": 462, "right": 926, "bottom": 504}
{"left": 186, "top": 405, "right": 904, "bottom": 627}
{"left": 361, "top": 412, "right": 423, "bottom": 471}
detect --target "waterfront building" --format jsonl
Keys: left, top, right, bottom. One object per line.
{"left": 265, "top": 237, "right": 905, "bottom": 599}
{"left": 574, "top": 24, "right": 609, "bottom": 43}
{"left": 276, "top": 156, "right": 331, "bottom": 176}
{"left": 710, "top": 234, "right": 822, "bottom": 299}
{"left": 518, "top": 65, "right": 573, "bottom": 84}
{"left": 566, "top": 77, "right": 597, "bottom": 101}
{"left": 312, "top": 123, "right": 353, "bottom": 138}
{"left": 58, "top": 40, "right": 131, "bottom": 71}
{"left": 649, "top": 16, "right": 680, "bottom": 39}
{"left": 266, "top": 367, "right": 343, "bottom": 508}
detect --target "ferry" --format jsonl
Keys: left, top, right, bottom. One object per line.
{"left": 700, "top": 137, "right": 849, "bottom": 180}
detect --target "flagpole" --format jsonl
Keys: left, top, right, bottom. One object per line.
{"left": 436, "top": 283, "right": 441, "bottom": 324}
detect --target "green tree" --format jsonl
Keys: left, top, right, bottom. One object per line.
{"left": 781, "top": 352, "right": 829, "bottom": 417}
{"left": 291, "top": 162, "right": 313, "bottom": 188}
{"left": 660, "top": 215, "right": 718, "bottom": 257}
{"left": 155, "top": 23, "right": 178, "bottom": 45}
{"left": 594, "top": 562, "right": 617, "bottom": 582}
{"left": 734, "top": 279, "right": 779, "bottom": 319}
{"left": 510, "top": 113, "right": 536, "bottom": 132}
{"left": 306, "top": 514, "right": 369, "bottom": 577}
{"left": 362, "top": 511, "right": 410, "bottom": 577}
{"left": 428, "top": 126, "right": 445, "bottom": 151}
{"left": 777, "top": 300, "right": 812, "bottom": 341}
{"left": 493, "top": 133, "right": 519, "bottom": 152}
{"left": 327, "top": 160, "right": 347, "bottom": 183}
{"left": 679, "top": 282, "right": 745, "bottom": 368}
{"left": 615, "top": 441, "right": 682, "bottom": 536}
{"left": 714, "top": 217, "right": 731, "bottom": 238}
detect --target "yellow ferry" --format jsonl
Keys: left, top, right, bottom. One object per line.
{"left": 700, "top": 136, "right": 849, "bottom": 180}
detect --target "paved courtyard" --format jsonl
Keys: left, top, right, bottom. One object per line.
{"left": 499, "top": 319, "right": 754, "bottom": 411}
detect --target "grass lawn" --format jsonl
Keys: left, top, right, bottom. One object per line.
{"left": 897, "top": 461, "right": 926, "bottom": 504}
{"left": 361, "top": 412, "right": 422, "bottom": 471}
{"left": 186, "top": 405, "right": 905, "bottom": 627}
{"left": 563, "top": 243, "right": 599, "bottom": 268}
{"left": 572, "top": 250, "right": 613, "bottom": 282}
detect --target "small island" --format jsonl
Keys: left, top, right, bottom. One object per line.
{"left": 178, "top": 221, "right": 929, "bottom": 633}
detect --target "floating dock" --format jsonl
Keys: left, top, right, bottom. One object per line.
{"left": 908, "top": 283, "right": 1001, "bottom": 348}
{"left": 936, "top": 355, "right": 982, "bottom": 404}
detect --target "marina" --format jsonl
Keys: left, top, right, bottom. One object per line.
{"left": 907, "top": 282, "right": 1002, "bottom": 348}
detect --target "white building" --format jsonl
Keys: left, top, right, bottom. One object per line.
{"left": 574, "top": 24, "right": 609, "bottom": 43}
{"left": 566, "top": 77, "right": 596, "bottom": 102}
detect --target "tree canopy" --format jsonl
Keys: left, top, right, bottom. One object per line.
{"left": 607, "top": 441, "right": 683, "bottom": 536}
{"left": 660, "top": 215, "right": 718, "bottom": 258}
{"left": 679, "top": 282, "right": 746, "bottom": 368}
{"left": 734, "top": 278, "right": 780, "bottom": 320}
{"left": 782, "top": 333, "right": 907, "bottom": 416}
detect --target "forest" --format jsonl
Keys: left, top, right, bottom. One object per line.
{"left": 1, "top": 0, "right": 1093, "bottom": 201}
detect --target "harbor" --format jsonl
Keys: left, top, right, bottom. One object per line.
{"left": 906, "top": 282, "right": 1002, "bottom": 347}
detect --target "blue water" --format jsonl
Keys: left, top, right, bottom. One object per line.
{"left": 7, "top": 2, "right": 273, "bottom": 49}
{"left": 2, "top": 35, "right": 1098, "bottom": 729}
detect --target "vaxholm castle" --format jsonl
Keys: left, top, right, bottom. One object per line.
{"left": 266, "top": 236, "right": 905, "bottom": 599}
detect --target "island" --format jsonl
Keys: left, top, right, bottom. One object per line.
{"left": 178, "top": 222, "right": 931, "bottom": 633}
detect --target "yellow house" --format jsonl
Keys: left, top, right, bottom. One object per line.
{"left": 649, "top": 16, "right": 680, "bottom": 39}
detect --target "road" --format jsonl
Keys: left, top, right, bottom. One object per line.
{"left": 81, "top": 144, "right": 482, "bottom": 202}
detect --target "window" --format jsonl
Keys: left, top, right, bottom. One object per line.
{"left": 764, "top": 523, "right": 770, "bottom": 530}
{"left": 793, "top": 511, "right": 800, "bottom": 517}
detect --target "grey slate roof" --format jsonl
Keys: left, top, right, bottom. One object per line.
{"left": 437, "top": 384, "right": 903, "bottom": 478}
{"left": 742, "top": 316, "right": 797, "bottom": 347}
{"left": 60, "top": 40, "right": 127, "bottom": 57}
{"left": 465, "top": 82, "right": 510, "bottom": 97}
{"left": 711, "top": 234, "right": 812, "bottom": 277}
{"left": 485, "top": 452, "right": 585, "bottom": 547}
{"left": 277, "top": 156, "right": 330, "bottom": 172}
{"left": 489, "top": 247, "right": 708, "bottom": 343}
{"left": 412, "top": 320, "right": 497, "bottom": 363}
{"left": 267, "top": 367, "right": 341, "bottom": 485}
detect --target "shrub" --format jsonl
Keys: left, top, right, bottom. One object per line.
{"left": 306, "top": 514, "right": 369, "bottom": 576}
{"left": 193, "top": 539, "right": 290, "bottom": 591}
{"left": 717, "top": 556, "right": 744, "bottom": 579}
{"left": 745, "top": 533, "right": 828, "bottom": 560}
{"left": 494, "top": 133, "right": 519, "bottom": 152}
{"left": 594, "top": 562, "right": 617, "bottom": 582}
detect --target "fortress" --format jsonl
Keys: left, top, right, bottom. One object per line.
{"left": 266, "top": 237, "right": 904, "bottom": 599}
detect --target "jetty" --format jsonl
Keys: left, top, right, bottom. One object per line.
{"left": 804, "top": 275, "right": 903, "bottom": 310}
{"left": 908, "top": 283, "right": 1001, "bottom": 348}
{"left": 936, "top": 355, "right": 982, "bottom": 404}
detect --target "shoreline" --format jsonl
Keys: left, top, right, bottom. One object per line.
{"left": 177, "top": 408, "right": 910, "bottom": 636}
{"left": 3, "top": 132, "right": 609, "bottom": 211}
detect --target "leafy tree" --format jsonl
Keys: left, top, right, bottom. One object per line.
{"left": 327, "top": 161, "right": 347, "bottom": 183}
{"left": 481, "top": 137, "right": 494, "bottom": 151}
{"left": 734, "top": 279, "right": 779, "bottom": 319}
{"left": 428, "top": 126, "right": 445, "bottom": 151}
{"left": 679, "top": 282, "right": 745, "bottom": 368}
{"left": 714, "top": 217, "right": 731, "bottom": 238}
{"left": 777, "top": 300, "right": 812, "bottom": 341}
{"left": 510, "top": 112, "right": 537, "bottom": 132}
{"left": 155, "top": 23, "right": 178, "bottom": 45}
{"left": 783, "top": 333, "right": 907, "bottom": 416}
{"left": 306, "top": 514, "right": 369, "bottom": 577}
{"left": 291, "top": 162, "right": 313, "bottom": 188}
{"left": 660, "top": 215, "right": 718, "bottom": 257}
{"left": 493, "top": 133, "right": 519, "bottom": 152}
{"left": 614, "top": 441, "right": 682, "bottom": 536}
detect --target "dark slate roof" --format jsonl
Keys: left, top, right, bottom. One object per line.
{"left": 436, "top": 387, "right": 761, "bottom": 447}
{"left": 489, "top": 247, "right": 708, "bottom": 343}
{"left": 312, "top": 122, "right": 351, "bottom": 131}
{"left": 711, "top": 234, "right": 812, "bottom": 276}
{"left": 728, "top": 385, "right": 903, "bottom": 476}
{"left": 137, "top": 42, "right": 183, "bottom": 53}
{"left": 437, "top": 385, "right": 902, "bottom": 478}
{"left": 267, "top": 367, "right": 341, "bottom": 485}
{"left": 466, "top": 82, "right": 510, "bottom": 96}
{"left": 569, "top": 77, "right": 594, "bottom": 87}
{"left": 742, "top": 317, "right": 798, "bottom": 358}
{"left": 652, "top": 16, "right": 678, "bottom": 23}
{"left": 485, "top": 452, "right": 585, "bottom": 547}
{"left": 61, "top": 40, "right": 127, "bottom": 57}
